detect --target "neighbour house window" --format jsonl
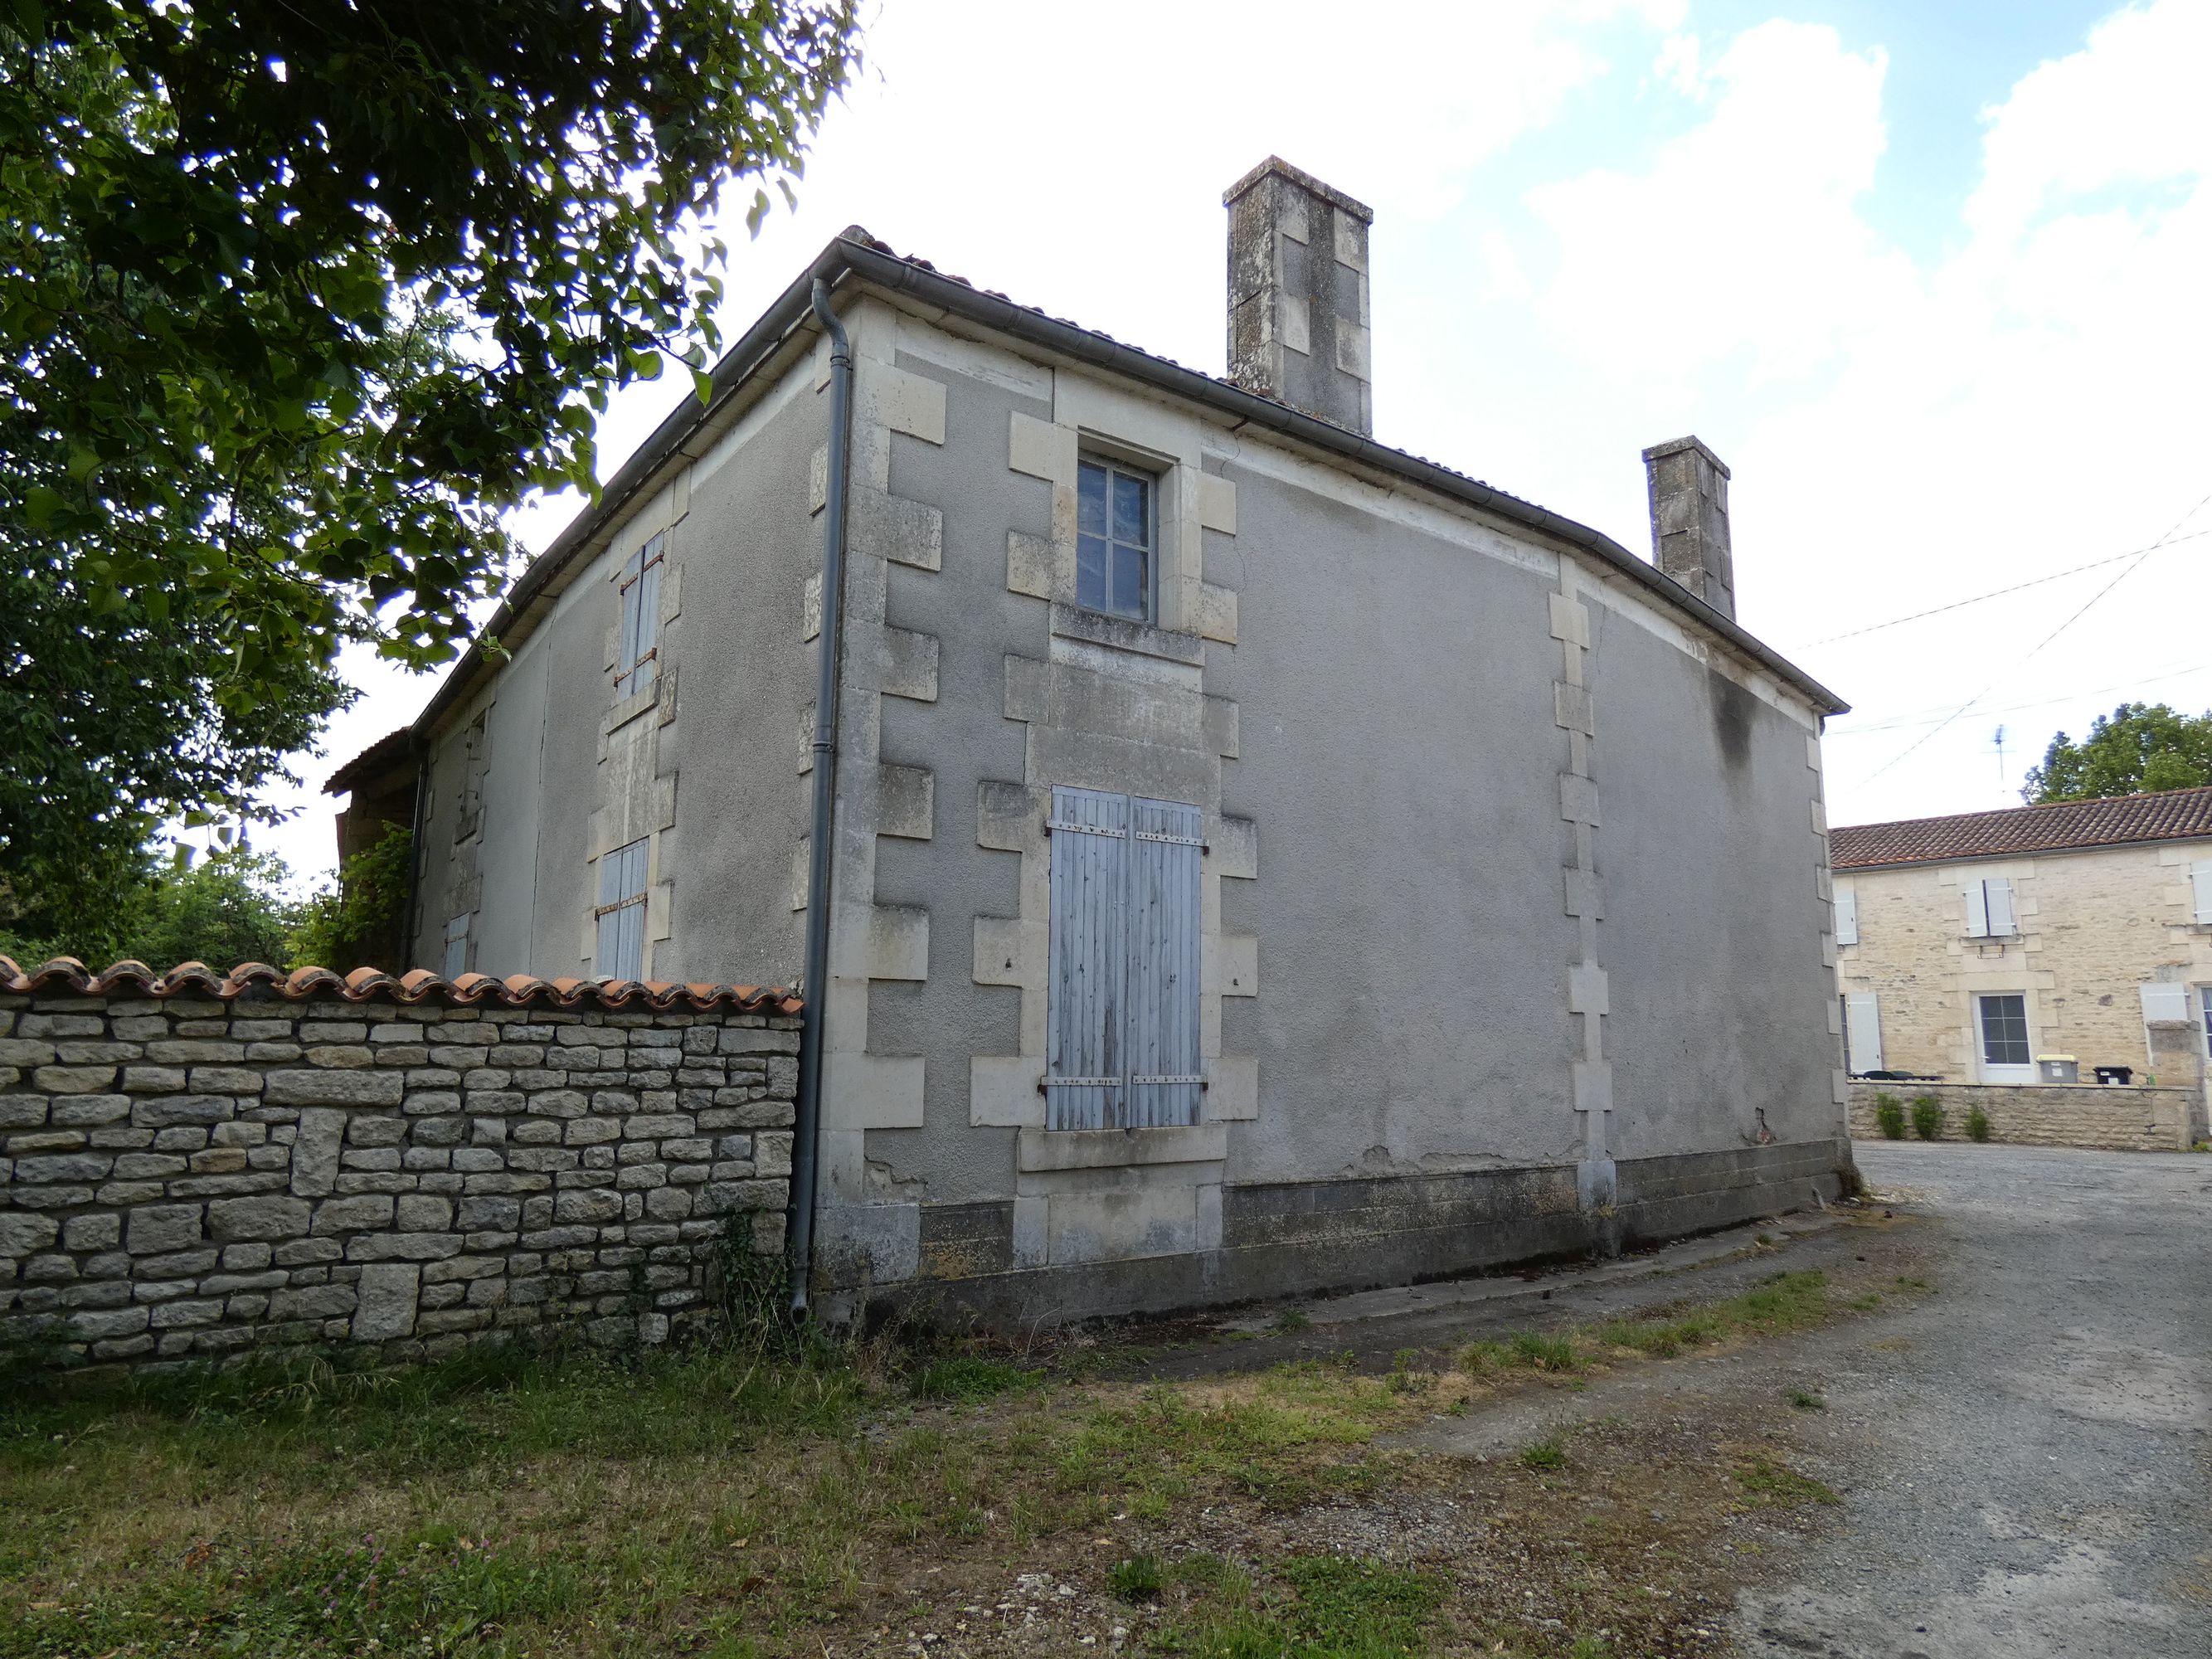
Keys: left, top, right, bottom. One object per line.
{"left": 1842, "top": 991, "right": 1882, "bottom": 1074}
{"left": 2202, "top": 987, "right": 2212, "bottom": 1058}
{"left": 1044, "top": 785, "right": 1203, "bottom": 1131}
{"left": 1976, "top": 993, "right": 2031, "bottom": 1068}
{"left": 1833, "top": 888, "right": 1859, "bottom": 947}
{"left": 1965, "top": 876, "right": 2015, "bottom": 938}
{"left": 1076, "top": 459, "right": 1155, "bottom": 623}
{"left": 615, "top": 533, "right": 666, "bottom": 696}
{"left": 595, "top": 837, "right": 651, "bottom": 981}
{"left": 443, "top": 914, "right": 472, "bottom": 980}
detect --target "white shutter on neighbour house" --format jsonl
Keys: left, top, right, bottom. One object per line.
{"left": 1044, "top": 786, "right": 1203, "bottom": 1131}
{"left": 1984, "top": 877, "right": 2016, "bottom": 936}
{"left": 2190, "top": 859, "right": 2212, "bottom": 923}
{"left": 1965, "top": 879, "right": 1990, "bottom": 937}
{"left": 1833, "top": 888, "right": 1860, "bottom": 947}
{"left": 2140, "top": 982, "right": 2191, "bottom": 1024}
{"left": 1843, "top": 991, "right": 1883, "bottom": 1074}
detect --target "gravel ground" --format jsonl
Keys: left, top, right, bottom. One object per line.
{"left": 1733, "top": 1141, "right": 2212, "bottom": 1658}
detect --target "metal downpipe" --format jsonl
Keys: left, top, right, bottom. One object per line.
{"left": 788, "top": 278, "right": 851, "bottom": 1321}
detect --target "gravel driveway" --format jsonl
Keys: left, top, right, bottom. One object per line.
{"left": 1735, "top": 1141, "right": 2212, "bottom": 1657}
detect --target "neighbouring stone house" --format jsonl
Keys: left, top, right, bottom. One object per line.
{"left": 328, "top": 158, "right": 1855, "bottom": 1327}
{"left": 1830, "top": 786, "right": 2212, "bottom": 1102}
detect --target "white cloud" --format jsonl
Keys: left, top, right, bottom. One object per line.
{"left": 1528, "top": 22, "right": 1908, "bottom": 384}
{"left": 259, "top": 0, "right": 2212, "bottom": 878}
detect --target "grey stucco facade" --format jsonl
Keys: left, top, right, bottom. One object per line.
{"left": 357, "top": 169, "right": 1853, "bottom": 1328}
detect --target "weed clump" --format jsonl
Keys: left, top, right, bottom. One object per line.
{"left": 1108, "top": 1553, "right": 1164, "bottom": 1603}
{"left": 1874, "top": 1092, "right": 1906, "bottom": 1139}
{"left": 1736, "top": 1457, "right": 1842, "bottom": 1506}
{"left": 1521, "top": 1434, "right": 1569, "bottom": 1469}
{"left": 1911, "top": 1094, "right": 1945, "bottom": 1141}
{"left": 1966, "top": 1104, "right": 1992, "bottom": 1142}
{"left": 1787, "top": 1388, "right": 1827, "bottom": 1411}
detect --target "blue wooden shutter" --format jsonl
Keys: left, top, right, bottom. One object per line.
{"left": 1046, "top": 786, "right": 1127, "bottom": 1129}
{"left": 1125, "top": 796, "right": 1203, "bottom": 1127}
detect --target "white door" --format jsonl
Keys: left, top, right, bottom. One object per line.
{"left": 1975, "top": 992, "right": 2035, "bottom": 1084}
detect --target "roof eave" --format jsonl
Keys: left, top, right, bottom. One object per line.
{"left": 367, "top": 228, "right": 1845, "bottom": 779}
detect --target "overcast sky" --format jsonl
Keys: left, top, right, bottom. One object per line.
{"left": 260, "top": 0, "right": 2212, "bottom": 880}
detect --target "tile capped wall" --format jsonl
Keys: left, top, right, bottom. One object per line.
{"left": 0, "top": 989, "right": 798, "bottom": 1371}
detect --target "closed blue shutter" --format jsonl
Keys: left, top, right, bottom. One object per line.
{"left": 1125, "top": 796, "right": 1203, "bottom": 1127}
{"left": 1046, "top": 786, "right": 1126, "bottom": 1129}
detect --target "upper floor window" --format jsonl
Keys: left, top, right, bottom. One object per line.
{"left": 615, "top": 533, "right": 666, "bottom": 696}
{"left": 595, "top": 837, "right": 650, "bottom": 981}
{"left": 1077, "top": 459, "right": 1153, "bottom": 622}
{"left": 1965, "top": 876, "right": 2015, "bottom": 938}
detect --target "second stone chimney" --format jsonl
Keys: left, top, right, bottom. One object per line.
{"left": 1642, "top": 436, "right": 1736, "bottom": 620}
{"left": 1225, "top": 157, "right": 1373, "bottom": 435}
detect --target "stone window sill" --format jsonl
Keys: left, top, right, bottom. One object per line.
{"left": 1049, "top": 602, "right": 1203, "bottom": 668}
{"left": 1017, "top": 1121, "right": 1227, "bottom": 1173}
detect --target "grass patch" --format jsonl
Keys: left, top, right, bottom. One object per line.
{"left": 1458, "top": 1330, "right": 1583, "bottom": 1376}
{"left": 1162, "top": 1553, "right": 1446, "bottom": 1658}
{"left": 1596, "top": 1269, "right": 1833, "bottom": 1361}
{"left": 1735, "top": 1457, "right": 1842, "bottom": 1507}
{"left": 1787, "top": 1389, "right": 1827, "bottom": 1411}
{"left": 907, "top": 1355, "right": 1040, "bottom": 1403}
{"left": 1271, "top": 1307, "right": 1312, "bottom": 1334}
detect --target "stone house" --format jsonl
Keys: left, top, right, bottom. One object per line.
{"left": 331, "top": 158, "right": 1853, "bottom": 1326}
{"left": 1830, "top": 786, "right": 2212, "bottom": 1091}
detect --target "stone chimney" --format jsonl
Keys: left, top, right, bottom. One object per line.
{"left": 1225, "top": 157, "right": 1373, "bottom": 435}
{"left": 1642, "top": 435, "right": 1735, "bottom": 620}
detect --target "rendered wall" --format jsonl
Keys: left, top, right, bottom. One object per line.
{"left": 797, "top": 299, "right": 1846, "bottom": 1316}
{"left": 0, "top": 980, "right": 796, "bottom": 1373}
{"left": 406, "top": 353, "right": 823, "bottom": 992}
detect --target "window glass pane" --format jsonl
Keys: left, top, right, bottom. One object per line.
{"left": 1077, "top": 534, "right": 1108, "bottom": 610}
{"left": 1111, "top": 544, "right": 1145, "bottom": 618}
{"left": 1111, "top": 472, "right": 1148, "bottom": 545}
{"left": 1077, "top": 461, "right": 1107, "bottom": 536}
{"left": 1979, "top": 995, "right": 2030, "bottom": 1066}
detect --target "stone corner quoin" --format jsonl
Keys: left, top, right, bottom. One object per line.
{"left": 0, "top": 985, "right": 800, "bottom": 1372}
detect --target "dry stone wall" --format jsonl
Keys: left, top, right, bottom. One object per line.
{"left": 1846, "top": 1080, "right": 2197, "bottom": 1153}
{"left": 0, "top": 982, "right": 798, "bottom": 1371}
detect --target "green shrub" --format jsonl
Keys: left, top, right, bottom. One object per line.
{"left": 1966, "top": 1105, "right": 1992, "bottom": 1142}
{"left": 1911, "top": 1095, "right": 1944, "bottom": 1141}
{"left": 1873, "top": 1092, "right": 1906, "bottom": 1139}
{"left": 907, "top": 1355, "right": 1038, "bottom": 1402}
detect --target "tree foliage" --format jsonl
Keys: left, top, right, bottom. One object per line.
{"left": 2, "top": 0, "right": 859, "bottom": 912}
{"left": 1, "top": 844, "right": 298, "bottom": 970}
{"left": 2024, "top": 703, "right": 2212, "bottom": 803}
{"left": 288, "top": 825, "right": 415, "bottom": 973}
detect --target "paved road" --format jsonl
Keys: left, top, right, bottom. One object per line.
{"left": 1736, "top": 1141, "right": 2212, "bottom": 1658}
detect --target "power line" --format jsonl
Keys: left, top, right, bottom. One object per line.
{"left": 1825, "top": 658, "right": 2212, "bottom": 737}
{"left": 1812, "top": 527, "right": 2212, "bottom": 645}
{"left": 1859, "top": 489, "right": 2212, "bottom": 784}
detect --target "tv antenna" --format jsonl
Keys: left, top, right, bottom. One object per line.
{"left": 1993, "top": 723, "right": 2008, "bottom": 791}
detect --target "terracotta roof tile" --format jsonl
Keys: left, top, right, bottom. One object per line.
{"left": 1831, "top": 786, "right": 2212, "bottom": 869}
{"left": 0, "top": 957, "right": 800, "bottom": 1015}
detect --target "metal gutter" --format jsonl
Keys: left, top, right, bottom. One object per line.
{"left": 787, "top": 278, "right": 852, "bottom": 1321}
{"left": 384, "top": 229, "right": 1845, "bottom": 762}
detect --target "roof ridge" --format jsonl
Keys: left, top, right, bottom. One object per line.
{"left": 1836, "top": 781, "right": 2212, "bottom": 834}
{"left": 0, "top": 956, "right": 800, "bottom": 1015}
